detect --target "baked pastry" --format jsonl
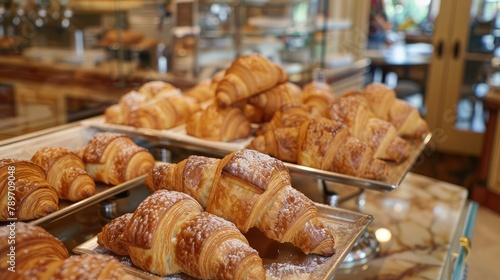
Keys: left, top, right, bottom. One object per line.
{"left": 0, "top": 159, "right": 59, "bottom": 221}
{"left": 248, "top": 82, "right": 302, "bottom": 122}
{"left": 105, "top": 81, "right": 201, "bottom": 130}
{"left": 300, "top": 81, "right": 335, "bottom": 117}
{"left": 77, "top": 132, "right": 155, "bottom": 185}
{"left": 0, "top": 222, "right": 134, "bottom": 279}
{"left": 104, "top": 90, "right": 146, "bottom": 125}
{"left": 255, "top": 104, "right": 313, "bottom": 136}
{"left": 361, "top": 83, "right": 429, "bottom": 138}
{"left": 138, "top": 80, "right": 177, "bottom": 97}
{"left": 247, "top": 126, "right": 300, "bottom": 163}
{"left": 215, "top": 53, "right": 288, "bottom": 108}
{"left": 127, "top": 91, "right": 200, "bottom": 130}
{"left": 97, "top": 213, "right": 132, "bottom": 256}
{"left": 98, "top": 190, "right": 266, "bottom": 279}
{"left": 31, "top": 147, "right": 97, "bottom": 201}
{"left": 297, "top": 117, "right": 388, "bottom": 179}
{"left": 329, "top": 93, "right": 410, "bottom": 162}
{"left": 186, "top": 103, "right": 252, "bottom": 142}
{"left": 248, "top": 117, "right": 389, "bottom": 179}
{"left": 41, "top": 254, "right": 134, "bottom": 280}
{"left": 145, "top": 149, "right": 336, "bottom": 256}
{"left": 0, "top": 222, "right": 69, "bottom": 280}
{"left": 183, "top": 79, "right": 215, "bottom": 103}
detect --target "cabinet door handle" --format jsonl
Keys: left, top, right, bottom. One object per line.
{"left": 435, "top": 40, "right": 443, "bottom": 58}
{"left": 453, "top": 41, "right": 461, "bottom": 59}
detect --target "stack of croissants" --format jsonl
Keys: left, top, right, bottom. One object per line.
{"left": 1, "top": 149, "right": 338, "bottom": 279}
{"left": 0, "top": 132, "right": 155, "bottom": 222}
{"left": 105, "top": 53, "right": 429, "bottom": 180}
{"left": 98, "top": 149, "right": 337, "bottom": 279}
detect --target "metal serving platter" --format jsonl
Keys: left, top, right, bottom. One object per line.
{"left": 0, "top": 125, "right": 155, "bottom": 226}
{"left": 73, "top": 203, "right": 373, "bottom": 280}
{"left": 82, "top": 116, "right": 431, "bottom": 192}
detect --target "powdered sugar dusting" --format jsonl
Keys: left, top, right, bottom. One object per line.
{"left": 223, "top": 149, "right": 289, "bottom": 191}
{"left": 122, "top": 190, "right": 199, "bottom": 247}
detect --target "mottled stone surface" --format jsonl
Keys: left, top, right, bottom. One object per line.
{"left": 335, "top": 173, "right": 468, "bottom": 279}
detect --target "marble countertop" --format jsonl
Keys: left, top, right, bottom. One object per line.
{"left": 330, "top": 173, "right": 471, "bottom": 279}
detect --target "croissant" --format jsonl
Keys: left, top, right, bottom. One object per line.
{"left": 247, "top": 126, "right": 300, "bottom": 163}
{"left": 128, "top": 91, "right": 201, "bottom": 130}
{"left": 329, "top": 93, "right": 409, "bottom": 162}
{"left": 361, "top": 83, "right": 429, "bottom": 138}
{"left": 186, "top": 103, "right": 252, "bottom": 142}
{"left": 0, "top": 222, "right": 133, "bottom": 280}
{"left": 300, "top": 81, "right": 335, "bottom": 117}
{"left": 97, "top": 213, "right": 132, "bottom": 256}
{"left": 297, "top": 117, "right": 388, "bottom": 179}
{"left": 248, "top": 117, "right": 388, "bottom": 179}
{"left": 215, "top": 53, "right": 288, "bottom": 108}
{"left": 104, "top": 90, "right": 146, "bottom": 125}
{"left": 0, "top": 222, "right": 68, "bottom": 279}
{"left": 145, "top": 149, "right": 336, "bottom": 256}
{"left": 255, "top": 104, "right": 313, "bottom": 136}
{"left": 183, "top": 79, "right": 215, "bottom": 103}
{"left": 42, "top": 254, "right": 135, "bottom": 280}
{"left": 0, "top": 159, "right": 59, "bottom": 221}
{"left": 31, "top": 147, "right": 97, "bottom": 202}
{"left": 247, "top": 82, "right": 302, "bottom": 122}
{"left": 138, "top": 80, "right": 177, "bottom": 98}
{"left": 77, "top": 132, "right": 155, "bottom": 185}
{"left": 100, "top": 190, "right": 266, "bottom": 279}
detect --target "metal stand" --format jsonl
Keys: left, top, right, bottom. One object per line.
{"left": 321, "top": 180, "right": 381, "bottom": 268}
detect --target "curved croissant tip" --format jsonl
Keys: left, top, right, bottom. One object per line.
{"left": 38, "top": 203, "right": 58, "bottom": 216}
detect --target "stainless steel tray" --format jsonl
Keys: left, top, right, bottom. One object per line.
{"left": 73, "top": 203, "right": 373, "bottom": 280}
{"left": 0, "top": 125, "right": 154, "bottom": 226}
{"left": 82, "top": 116, "right": 431, "bottom": 192}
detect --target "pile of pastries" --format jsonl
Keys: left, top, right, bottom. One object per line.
{"left": 0, "top": 132, "right": 155, "bottom": 222}
{"left": 2, "top": 149, "right": 338, "bottom": 279}
{"left": 104, "top": 53, "right": 430, "bottom": 180}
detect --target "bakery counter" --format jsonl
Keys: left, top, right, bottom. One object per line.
{"left": 293, "top": 173, "right": 477, "bottom": 280}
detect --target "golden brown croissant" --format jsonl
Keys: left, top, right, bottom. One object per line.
{"left": 145, "top": 149, "right": 336, "bottom": 256}
{"left": 105, "top": 81, "right": 201, "bottom": 130}
{"left": 183, "top": 79, "right": 215, "bottom": 103}
{"left": 297, "top": 118, "right": 388, "bottom": 179}
{"left": 255, "top": 104, "right": 313, "bottom": 136}
{"left": 128, "top": 91, "right": 201, "bottom": 130}
{"left": 0, "top": 223, "right": 134, "bottom": 280}
{"left": 248, "top": 117, "right": 388, "bottom": 179}
{"left": 186, "top": 103, "right": 252, "bottom": 142}
{"left": 361, "top": 83, "right": 429, "bottom": 138}
{"left": 35, "top": 254, "right": 136, "bottom": 280}
{"left": 329, "top": 93, "right": 410, "bottom": 162}
{"left": 0, "top": 159, "right": 59, "bottom": 221}
{"left": 247, "top": 126, "right": 300, "bottom": 163}
{"left": 247, "top": 82, "right": 302, "bottom": 122}
{"left": 31, "top": 147, "right": 97, "bottom": 202}
{"left": 138, "top": 80, "right": 177, "bottom": 98}
{"left": 300, "top": 81, "right": 335, "bottom": 117}
{"left": 0, "top": 222, "right": 69, "bottom": 280}
{"left": 97, "top": 213, "right": 132, "bottom": 256}
{"left": 101, "top": 190, "right": 266, "bottom": 279}
{"left": 104, "top": 90, "right": 146, "bottom": 125}
{"left": 77, "top": 132, "right": 155, "bottom": 185}
{"left": 215, "top": 53, "right": 288, "bottom": 108}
